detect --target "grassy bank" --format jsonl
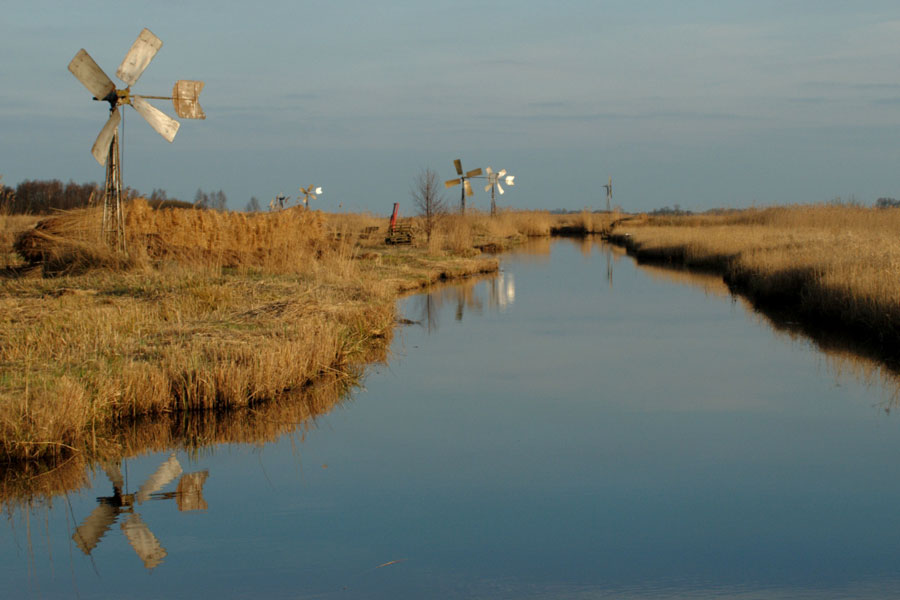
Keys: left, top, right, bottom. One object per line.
{"left": 611, "top": 204, "right": 900, "bottom": 360}
{"left": 0, "top": 201, "right": 512, "bottom": 464}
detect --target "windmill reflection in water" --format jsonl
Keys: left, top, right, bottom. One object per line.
{"left": 72, "top": 453, "right": 209, "bottom": 570}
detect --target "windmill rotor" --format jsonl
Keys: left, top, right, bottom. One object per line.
{"left": 68, "top": 28, "right": 206, "bottom": 251}
{"left": 298, "top": 184, "right": 323, "bottom": 208}
{"left": 483, "top": 166, "right": 515, "bottom": 216}
{"left": 444, "top": 158, "right": 482, "bottom": 213}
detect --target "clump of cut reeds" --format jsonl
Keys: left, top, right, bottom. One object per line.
{"left": 1, "top": 210, "right": 40, "bottom": 269}
{"left": 14, "top": 207, "right": 141, "bottom": 274}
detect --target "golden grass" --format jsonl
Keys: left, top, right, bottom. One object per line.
{"left": 615, "top": 204, "right": 900, "bottom": 354}
{"left": 0, "top": 201, "right": 505, "bottom": 465}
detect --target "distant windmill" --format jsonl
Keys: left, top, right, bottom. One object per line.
{"left": 298, "top": 185, "right": 323, "bottom": 208}
{"left": 444, "top": 159, "right": 483, "bottom": 214}
{"left": 603, "top": 176, "right": 613, "bottom": 212}
{"left": 68, "top": 28, "right": 205, "bottom": 252}
{"left": 483, "top": 167, "right": 515, "bottom": 216}
{"left": 270, "top": 193, "right": 291, "bottom": 210}
{"left": 72, "top": 454, "right": 209, "bottom": 570}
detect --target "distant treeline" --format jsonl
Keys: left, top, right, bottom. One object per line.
{"left": 2, "top": 179, "right": 103, "bottom": 214}
{"left": 0, "top": 178, "right": 218, "bottom": 213}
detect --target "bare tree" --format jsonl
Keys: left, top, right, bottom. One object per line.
{"left": 245, "top": 196, "right": 261, "bottom": 212}
{"left": 411, "top": 168, "right": 447, "bottom": 242}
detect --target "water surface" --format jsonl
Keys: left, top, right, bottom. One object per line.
{"left": 4, "top": 238, "right": 900, "bottom": 599}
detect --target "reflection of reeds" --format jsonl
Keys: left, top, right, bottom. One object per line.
{"left": 638, "top": 262, "right": 733, "bottom": 298}
{"left": 616, "top": 204, "right": 900, "bottom": 373}
{"left": 617, "top": 204, "right": 900, "bottom": 392}
{"left": 1, "top": 372, "right": 360, "bottom": 511}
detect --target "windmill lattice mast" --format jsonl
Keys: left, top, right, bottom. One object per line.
{"left": 68, "top": 28, "right": 206, "bottom": 252}
{"left": 603, "top": 176, "right": 613, "bottom": 212}
{"left": 444, "top": 158, "right": 482, "bottom": 214}
{"left": 483, "top": 167, "right": 515, "bottom": 217}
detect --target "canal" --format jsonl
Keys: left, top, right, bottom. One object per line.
{"left": 4, "top": 238, "right": 900, "bottom": 599}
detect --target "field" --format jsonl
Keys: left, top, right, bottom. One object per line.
{"left": 1, "top": 202, "right": 600, "bottom": 465}
{"left": 612, "top": 204, "right": 900, "bottom": 362}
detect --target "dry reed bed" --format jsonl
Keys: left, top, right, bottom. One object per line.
{"left": 1, "top": 202, "right": 501, "bottom": 465}
{"left": 614, "top": 205, "right": 900, "bottom": 354}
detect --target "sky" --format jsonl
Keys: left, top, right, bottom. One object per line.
{"left": 2, "top": 1, "right": 900, "bottom": 214}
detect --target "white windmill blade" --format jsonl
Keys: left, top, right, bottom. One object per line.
{"left": 175, "top": 471, "right": 210, "bottom": 512}
{"left": 497, "top": 182, "right": 505, "bottom": 195}
{"left": 315, "top": 187, "right": 323, "bottom": 194}
{"left": 117, "top": 28, "right": 163, "bottom": 87}
{"left": 91, "top": 107, "right": 121, "bottom": 165}
{"left": 68, "top": 49, "right": 116, "bottom": 101}
{"left": 121, "top": 513, "right": 167, "bottom": 570}
{"left": 132, "top": 96, "right": 180, "bottom": 142}
{"left": 485, "top": 166, "right": 494, "bottom": 175}
{"left": 484, "top": 182, "right": 492, "bottom": 193}
{"left": 505, "top": 175, "right": 515, "bottom": 186}
{"left": 135, "top": 454, "right": 183, "bottom": 504}
{"left": 172, "top": 80, "right": 206, "bottom": 119}
{"left": 497, "top": 169, "right": 506, "bottom": 178}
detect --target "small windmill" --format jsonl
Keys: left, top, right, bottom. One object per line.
{"left": 68, "top": 28, "right": 205, "bottom": 252}
{"left": 298, "top": 185, "right": 323, "bottom": 208}
{"left": 72, "top": 454, "right": 209, "bottom": 570}
{"left": 444, "top": 159, "right": 482, "bottom": 214}
{"left": 270, "top": 193, "right": 290, "bottom": 210}
{"left": 483, "top": 167, "right": 515, "bottom": 217}
{"left": 603, "top": 176, "right": 613, "bottom": 212}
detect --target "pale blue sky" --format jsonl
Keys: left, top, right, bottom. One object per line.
{"left": 2, "top": 1, "right": 900, "bottom": 213}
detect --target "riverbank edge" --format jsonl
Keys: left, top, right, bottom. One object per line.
{"left": 1, "top": 249, "right": 499, "bottom": 467}
{"left": 606, "top": 231, "right": 900, "bottom": 369}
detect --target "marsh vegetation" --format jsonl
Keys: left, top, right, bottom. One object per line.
{"left": 612, "top": 203, "right": 900, "bottom": 362}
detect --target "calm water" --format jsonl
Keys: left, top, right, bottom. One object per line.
{"left": 5, "top": 239, "right": 900, "bottom": 599}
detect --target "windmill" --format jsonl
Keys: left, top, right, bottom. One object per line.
{"left": 483, "top": 167, "right": 515, "bottom": 217}
{"left": 68, "top": 28, "right": 206, "bottom": 252}
{"left": 298, "top": 185, "right": 323, "bottom": 208}
{"left": 270, "top": 193, "right": 290, "bottom": 210}
{"left": 72, "top": 454, "right": 210, "bottom": 570}
{"left": 444, "top": 159, "right": 483, "bottom": 214}
{"left": 603, "top": 176, "right": 613, "bottom": 212}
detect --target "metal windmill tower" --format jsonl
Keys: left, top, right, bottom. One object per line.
{"left": 298, "top": 185, "right": 323, "bottom": 208}
{"left": 483, "top": 167, "right": 515, "bottom": 216}
{"left": 444, "top": 159, "right": 482, "bottom": 214}
{"left": 68, "top": 28, "right": 206, "bottom": 252}
{"left": 603, "top": 176, "right": 613, "bottom": 212}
